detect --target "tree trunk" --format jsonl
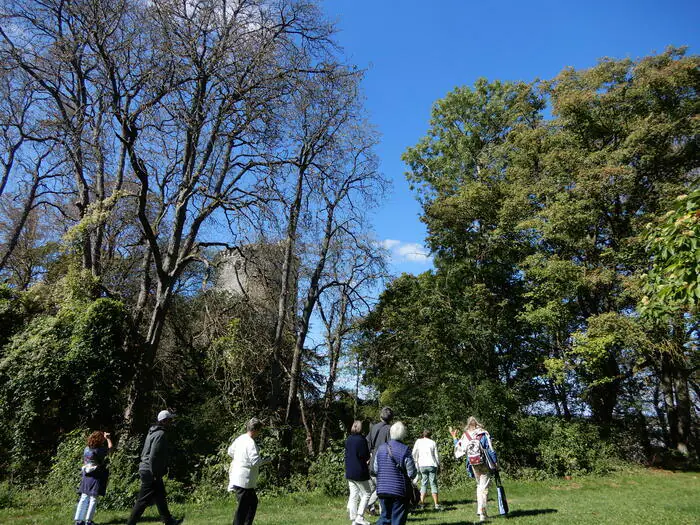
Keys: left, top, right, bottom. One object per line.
{"left": 588, "top": 353, "right": 620, "bottom": 425}
{"left": 298, "top": 388, "right": 315, "bottom": 458}
{"left": 660, "top": 352, "right": 679, "bottom": 450}
{"left": 124, "top": 281, "right": 173, "bottom": 433}
{"left": 270, "top": 167, "right": 304, "bottom": 412}
{"left": 284, "top": 210, "right": 334, "bottom": 425}
{"left": 0, "top": 172, "right": 39, "bottom": 271}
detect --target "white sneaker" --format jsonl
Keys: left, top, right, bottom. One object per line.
{"left": 354, "top": 518, "right": 371, "bottom": 525}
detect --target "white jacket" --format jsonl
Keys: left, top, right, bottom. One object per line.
{"left": 412, "top": 437, "right": 440, "bottom": 468}
{"left": 227, "top": 433, "right": 270, "bottom": 490}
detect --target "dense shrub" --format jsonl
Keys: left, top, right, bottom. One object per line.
{"left": 189, "top": 445, "right": 231, "bottom": 505}
{"left": 307, "top": 442, "right": 346, "bottom": 497}
{"left": 0, "top": 482, "right": 18, "bottom": 509}
{"left": 538, "top": 420, "right": 619, "bottom": 476}
{"left": 100, "top": 435, "right": 142, "bottom": 510}
{"left": 0, "top": 293, "right": 133, "bottom": 480}
{"left": 0, "top": 285, "right": 24, "bottom": 352}
{"left": 45, "top": 429, "right": 89, "bottom": 505}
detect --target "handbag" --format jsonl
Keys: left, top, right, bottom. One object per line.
{"left": 386, "top": 444, "right": 421, "bottom": 507}
{"left": 494, "top": 470, "right": 509, "bottom": 515}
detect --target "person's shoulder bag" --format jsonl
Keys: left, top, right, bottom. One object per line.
{"left": 386, "top": 443, "right": 420, "bottom": 508}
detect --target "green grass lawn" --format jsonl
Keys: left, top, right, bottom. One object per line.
{"left": 1, "top": 468, "right": 698, "bottom": 525}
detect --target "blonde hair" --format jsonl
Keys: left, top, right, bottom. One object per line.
{"left": 350, "top": 420, "right": 363, "bottom": 434}
{"left": 464, "top": 416, "right": 484, "bottom": 433}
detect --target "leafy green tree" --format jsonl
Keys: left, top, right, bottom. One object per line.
{"left": 642, "top": 189, "right": 700, "bottom": 317}
{"left": 364, "top": 49, "right": 698, "bottom": 463}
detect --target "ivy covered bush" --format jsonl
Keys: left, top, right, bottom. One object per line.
{"left": 0, "top": 271, "right": 134, "bottom": 480}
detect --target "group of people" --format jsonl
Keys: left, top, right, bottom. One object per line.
{"left": 74, "top": 410, "right": 185, "bottom": 525}
{"left": 73, "top": 408, "right": 498, "bottom": 525}
{"left": 74, "top": 411, "right": 270, "bottom": 525}
{"left": 345, "top": 407, "right": 498, "bottom": 525}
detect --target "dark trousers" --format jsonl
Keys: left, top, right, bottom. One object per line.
{"left": 232, "top": 486, "right": 258, "bottom": 525}
{"left": 376, "top": 496, "right": 408, "bottom": 525}
{"left": 127, "top": 471, "right": 173, "bottom": 525}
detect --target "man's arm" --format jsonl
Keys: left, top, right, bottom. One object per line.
{"left": 247, "top": 440, "right": 271, "bottom": 467}
{"left": 149, "top": 433, "right": 167, "bottom": 477}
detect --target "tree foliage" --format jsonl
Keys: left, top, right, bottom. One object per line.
{"left": 362, "top": 48, "right": 699, "bottom": 460}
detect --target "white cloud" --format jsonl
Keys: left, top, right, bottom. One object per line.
{"left": 381, "top": 239, "right": 401, "bottom": 250}
{"left": 381, "top": 239, "right": 432, "bottom": 265}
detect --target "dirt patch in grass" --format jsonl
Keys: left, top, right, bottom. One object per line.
{"left": 649, "top": 468, "right": 676, "bottom": 476}
{"left": 550, "top": 482, "right": 582, "bottom": 490}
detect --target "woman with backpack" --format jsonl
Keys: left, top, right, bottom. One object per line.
{"left": 450, "top": 417, "right": 498, "bottom": 523}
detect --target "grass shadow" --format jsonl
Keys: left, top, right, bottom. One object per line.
{"left": 506, "top": 508, "right": 558, "bottom": 518}
{"left": 101, "top": 517, "right": 163, "bottom": 524}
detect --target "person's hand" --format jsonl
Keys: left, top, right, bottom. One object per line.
{"left": 103, "top": 432, "right": 111, "bottom": 439}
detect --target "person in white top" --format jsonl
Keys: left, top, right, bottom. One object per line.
{"left": 228, "top": 418, "right": 271, "bottom": 525}
{"left": 412, "top": 429, "right": 442, "bottom": 510}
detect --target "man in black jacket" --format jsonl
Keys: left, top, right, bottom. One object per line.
{"left": 366, "top": 406, "right": 394, "bottom": 515}
{"left": 127, "top": 410, "right": 183, "bottom": 525}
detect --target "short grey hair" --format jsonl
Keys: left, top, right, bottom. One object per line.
{"left": 350, "top": 420, "right": 363, "bottom": 434}
{"left": 246, "top": 417, "right": 263, "bottom": 432}
{"left": 389, "top": 421, "right": 407, "bottom": 441}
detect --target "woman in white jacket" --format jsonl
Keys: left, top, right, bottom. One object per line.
{"left": 227, "top": 418, "right": 271, "bottom": 525}
{"left": 411, "top": 429, "right": 442, "bottom": 510}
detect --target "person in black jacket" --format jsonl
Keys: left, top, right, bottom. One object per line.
{"left": 127, "top": 410, "right": 183, "bottom": 525}
{"left": 365, "top": 406, "right": 394, "bottom": 515}
{"left": 345, "top": 421, "right": 371, "bottom": 525}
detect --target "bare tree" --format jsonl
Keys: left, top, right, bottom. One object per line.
{"left": 266, "top": 66, "right": 365, "bottom": 413}
{"left": 0, "top": 0, "right": 387, "bottom": 441}
{"left": 78, "top": 0, "right": 340, "bottom": 429}
{"left": 0, "top": 68, "right": 64, "bottom": 282}
{"left": 316, "top": 237, "right": 386, "bottom": 453}
{"left": 283, "top": 121, "right": 386, "bottom": 428}
{"left": 0, "top": 0, "right": 125, "bottom": 274}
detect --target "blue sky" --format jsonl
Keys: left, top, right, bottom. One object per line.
{"left": 322, "top": 0, "right": 700, "bottom": 275}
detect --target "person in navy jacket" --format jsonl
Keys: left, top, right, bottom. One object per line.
{"left": 345, "top": 420, "right": 371, "bottom": 525}
{"left": 372, "top": 421, "right": 417, "bottom": 525}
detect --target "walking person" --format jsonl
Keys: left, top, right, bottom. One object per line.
{"left": 450, "top": 417, "right": 498, "bottom": 523}
{"left": 345, "top": 420, "right": 371, "bottom": 525}
{"left": 74, "top": 430, "right": 113, "bottom": 525}
{"left": 412, "top": 429, "right": 442, "bottom": 511}
{"left": 373, "top": 421, "right": 417, "bottom": 525}
{"left": 227, "top": 417, "right": 271, "bottom": 525}
{"left": 127, "top": 410, "right": 183, "bottom": 525}
{"left": 366, "top": 406, "right": 394, "bottom": 515}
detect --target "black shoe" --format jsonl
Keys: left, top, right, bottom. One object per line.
{"left": 168, "top": 519, "right": 184, "bottom": 525}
